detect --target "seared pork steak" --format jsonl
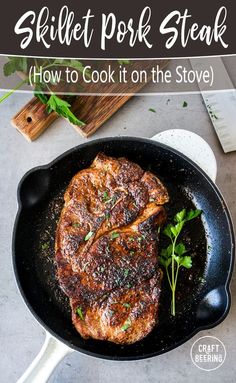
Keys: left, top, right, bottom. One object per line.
{"left": 55, "top": 153, "right": 169, "bottom": 344}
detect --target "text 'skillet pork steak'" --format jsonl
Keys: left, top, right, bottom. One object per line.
{"left": 55, "top": 153, "right": 169, "bottom": 344}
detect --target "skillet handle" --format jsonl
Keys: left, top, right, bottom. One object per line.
{"left": 152, "top": 129, "right": 217, "bottom": 182}
{"left": 17, "top": 332, "right": 73, "bottom": 383}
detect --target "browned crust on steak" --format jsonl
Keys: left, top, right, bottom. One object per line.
{"left": 55, "top": 153, "right": 169, "bottom": 344}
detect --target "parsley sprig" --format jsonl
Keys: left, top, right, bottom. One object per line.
{"left": 160, "top": 208, "right": 201, "bottom": 316}
{"left": 0, "top": 57, "right": 87, "bottom": 126}
{"left": 0, "top": 57, "right": 129, "bottom": 127}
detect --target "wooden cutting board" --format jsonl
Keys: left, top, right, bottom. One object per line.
{"left": 11, "top": 60, "right": 169, "bottom": 141}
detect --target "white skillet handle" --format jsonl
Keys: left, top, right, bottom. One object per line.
{"left": 17, "top": 332, "right": 73, "bottom": 383}
{"left": 152, "top": 129, "right": 217, "bottom": 183}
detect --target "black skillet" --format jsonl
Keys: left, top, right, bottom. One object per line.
{"left": 13, "top": 136, "right": 234, "bottom": 364}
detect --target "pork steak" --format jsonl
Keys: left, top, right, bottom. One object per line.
{"left": 55, "top": 153, "right": 169, "bottom": 344}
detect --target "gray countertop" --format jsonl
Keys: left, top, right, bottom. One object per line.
{"left": 0, "top": 91, "right": 235, "bottom": 383}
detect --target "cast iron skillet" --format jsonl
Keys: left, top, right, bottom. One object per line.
{"left": 12, "top": 137, "right": 234, "bottom": 360}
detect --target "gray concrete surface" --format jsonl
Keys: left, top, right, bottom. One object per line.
{"left": 0, "top": 91, "right": 235, "bottom": 383}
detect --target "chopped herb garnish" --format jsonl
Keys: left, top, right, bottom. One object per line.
{"left": 130, "top": 251, "right": 135, "bottom": 256}
{"left": 127, "top": 283, "right": 132, "bottom": 289}
{"left": 84, "top": 231, "right": 94, "bottom": 241}
{"left": 183, "top": 101, "right": 188, "bottom": 108}
{"left": 137, "top": 236, "right": 144, "bottom": 243}
{"left": 128, "top": 236, "right": 135, "bottom": 242}
{"left": 124, "top": 269, "right": 129, "bottom": 277}
{"left": 41, "top": 242, "right": 49, "bottom": 250}
{"left": 123, "top": 303, "right": 131, "bottom": 308}
{"left": 108, "top": 310, "right": 115, "bottom": 317}
{"left": 76, "top": 307, "right": 84, "bottom": 320}
{"left": 111, "top": 232, "right": 120, "bottom": 240}
{"left": 104, "top": 212, "right": 111, "bottom": 220}
{"left": 102, "top": 191, "right": 109, "bottom": 202}
{"left": 105, "top": 195, "right": 117, "bottom": 205}
{"left": 98, "top": 266, "right": 105, "bottom": 273}
{"left": 149, "top": 108, "right": 156, "bottom": 113}
{"left": 121, "top": 318, "right": 132, "bottom": 331}
{"left": 72, "top": 222, "right": 80, "bottom": 228}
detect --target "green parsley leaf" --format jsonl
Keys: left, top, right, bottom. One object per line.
{"left": 159, "top": 257, "right": 167, "bottom": 267}
{"left": 159, "top": 256, "right": 171, "bottom": 268}
{"left": 34, "top": 85, "right": 48, "bottom": 105}
{"left": 175, "top": 243, "right": 187, "bottom": 256}
{"left": 171, "top": 221, "right": 185, "bottom": 237}
{"left": 179, "top": 256, "right": 192, "bottom": 269}
{"left": 76, "top": 307, "right": 84, "bottom": 320}
{"left": 121, "top": 318, "right": 132, "bottom": 331}
{"left": 166, "top": 244, "right": 173, "bottom": 257}
{"left": 84, "top": 231, "right": 94, "bottom": 241}
{"left": 173, "top": 255, "right": 180, "bottom": 263}
{"left": 123, "top": 303, "right": 131, "bottom": 308}
{"left": 160, "top": 248, "right": 167, "bottom": 258}
{"left": 149, "top": 108, "right": 156, "bottom": 113}
{"left": 174, "top": 209, "right": 186, "bottom": 223}
{"left": 163, "top": 224, "right": 173, "bottom": 239}
{"left": 46, "top": 94, "right": 85, "bottom": 126}
{"left": 111, "top": 232, "right": 120, "bottom": 240}
{"left": 185, "top": 209, "right": 202, "bottom": 221}
{"left": 183, "top": 101, "right": 188, "bottom": 108}
{"left": 4, "top": 56, "right": 27, "bottom": 76}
